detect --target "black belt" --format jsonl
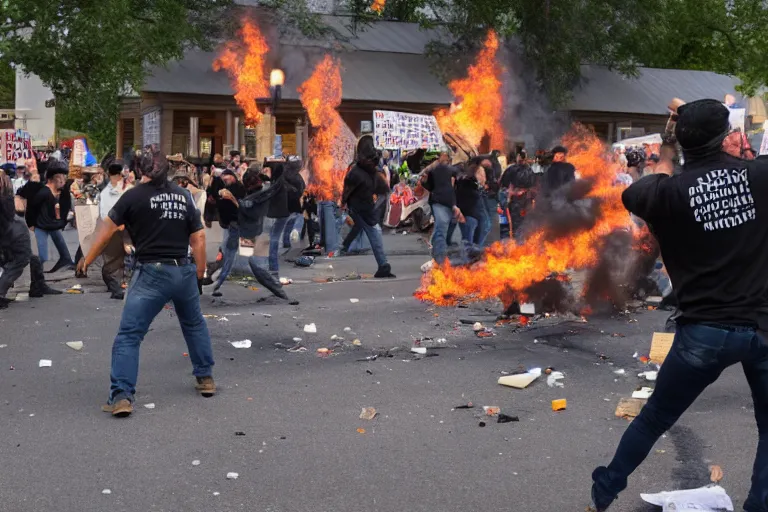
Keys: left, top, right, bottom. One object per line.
{"left": 141, "top": 257, "right": 193, "bottom": 266}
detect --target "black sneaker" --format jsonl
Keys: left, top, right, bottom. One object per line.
{"left": 374, "top": 264, "right": 396, "bottom": 279}
{"left": 29, "top": 285, "right": 63, "bottom": 298}
{"left": 0, "top": 297, "right": 11, "bottom": 309}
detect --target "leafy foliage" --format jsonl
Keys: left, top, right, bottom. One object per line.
{"left": 0, "top": 65, "right": 14, "bottom": 110}
{"left": 0, "top": 0, "right": 233, "bottom": 152}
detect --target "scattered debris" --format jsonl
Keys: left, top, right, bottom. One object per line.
{"left": 650, "top": 332, "right": 675, "bottom": 364}
{"left": 632, "top": 387, "right": 654, "bottom": 399}
{"left": 639, "top": 371, "right": 658, "bottom": 381}
{"left": 613, "top": 369, "right": 626, "bottom": 375}
{"left": 357, "top": 428, "right": 366, "bottom": 434}
{"left": 350, "top": 298, "right": 359, "bottom": 303}
{"left": 411, "top": 347, "right": 427, "bottom": 355}
{"left": 292, "top": 337, "right": 302, "bottom": 342}
{"left": 330, "top": 335, "right": 343, "bottom": 341}
{"left": 497, "top": 414, "right": 519, "bottom": 423}
{"left": 360, "top": 407, "right": 378, "bottom": 420}
{"left": 476, "top": 328, "right": 495, "bottom": 338}
{"left": 709, "top": 465, "right": 724, "bottom": 483}
{"left": 520, "top": 303, "right": 536, "bottom": 315}
{"left": 316, "top": 348, "right": 331, "bottom": 355}
{"left": 143, "top": 403, "right": 155, "bottom": 409}
{"left": 454, "top": 403, "right": 474, "bottom": 410}
{"left": 645, "top": 296, "right": 663, "bottom": 306}
{"left": 212, "top": 492, "right": 220, "bottom": 496}
{"left": 279, "top": 277, "right": 293, "bottom": 285}
{"left": 0, "top": 344, "right": 6, "bottom": 348}
{"left": 478, "top": 421, "right": 486, "bottom": 427}
{"left": 226, "top": 472, "right": 239, "bottom": 480}
{"left": 217, "top": 317, "right": 229, "bottom": 322}
{"left": 38, "top": 359, "right": 52, "bottom": 368}
{"left": 65, "top": 341, "right": 84, "bottom": 351}
{"left": 352, "top": 339, "right": 362, "bottom": 347}
{"left": 304, "top": 323, "right": 317, "bottom": 334}
{"left": 547, "top": 372, "right": 565, "bottom": 388}
{"left": 102, "top": 489, "right": 112, "bottom": 495}
{"left": 472, "top": 322, "right": 484, "bottom": 332}
{"left": 615, "top": 398, "right": 646, "bottom": 419}
{"left": 343, "top": 327, "right": 352, "bottom": 332}
{"left": 640, "top": 485, "right": 733, "bottom": 512}
{"left": 498, "top": 368, "right": 542, "bottom": 389}
{"left": 230, "top": 340, "right": 252, "bottom": 349}
{"left": 483, "top": 406, "right": 500, "bottom": 416}
{"left": 287, "top": 346, "right": 307, "bottom": 353}
{"left": 262, "top": 314, "right": 272, "bottom": 318}
{"left": 551, "top": 399, "right": 567, "bottom": 412}
{"left": 234, "top": 431, "right": 245, "bottom": 436}
{"left": 192, "top": 460, "right": 201, "bottom": 466}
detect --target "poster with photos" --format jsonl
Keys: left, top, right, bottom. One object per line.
{"left": 373, "top": 110, "right": 445, "bottom": 151}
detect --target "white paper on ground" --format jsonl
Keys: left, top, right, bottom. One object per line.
{"left": 520, "top": 303, "right": 536, "bottom": 315}
{"left": 65, "top": 341, "right": 84, "bottom": 351}
{"left": 632, "top": 387, "right": 654, "bottom": 399}
{"left": 640, "top": 485, "right": 734, "bottom": 511}
{"left": 230, "top": 340, "right": 252, "bottom": 349}
{"left": 39, "top": 359, "right": 52, "bottom": 368}
{"left": 303, "top": 323, "right": 317, "bottom": 333}
{"left": 547, "top": 371, "right": 565, "bottom": 388}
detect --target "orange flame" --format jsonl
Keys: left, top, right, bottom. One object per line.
{"left": 371, "top": 0, "right": 386, "bottom": 13}
{"left": 298, "top": 55, "right": 346, "bottom": 201}
{"left": 435, "top": 30, "right": 504, "bottom": 149}
{"left": 415, "top": 125, "right": 631, "bottom": 306}
{"left": 213, "top": 19, "right": 270, "bottom": 125}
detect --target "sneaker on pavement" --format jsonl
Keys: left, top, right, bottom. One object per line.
{"left": 101, "top": 399, "right": 133, "bottom": 418}
{"left": 420, "top": 259, "right": 434, "bottom": 273}
{"left": 195, "top": 376, "right": 216, "bottom": 397}
{"left": 374, "top": 264, "right": 396, "bottom": 279}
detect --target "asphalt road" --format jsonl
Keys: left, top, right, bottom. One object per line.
{"left": 0, "top": 230, "right": 760, "bottom": 512}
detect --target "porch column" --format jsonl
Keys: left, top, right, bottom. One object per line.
{"left": 160, "top": 109, "right": 174, "bottom": 156}
{"left": 189, "top": 116, "right": 199, "bottom": 157}
{"left": 255, "top": 110, "right": 275, "bottom": 163}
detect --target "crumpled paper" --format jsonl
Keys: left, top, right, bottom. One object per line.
{"left": 640, "top": 485, "right": 733, "bottom": 512}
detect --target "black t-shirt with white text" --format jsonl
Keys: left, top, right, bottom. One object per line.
{"left": 108, "top": 182, "right": 203, "bottom": 263}
{"left": 623, "top": 153, "right": 768, "bottom": 329}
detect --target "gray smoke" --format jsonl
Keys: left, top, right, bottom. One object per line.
{"left": 521, "top": 179, "right": 601, "bottom": 241}
{"left": 498, "top": 39, "right": 569, "bottom": 152}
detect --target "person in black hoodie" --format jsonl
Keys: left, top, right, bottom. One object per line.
{"left": 500, "top": 151, "right": 537, "bottom": 242}
{"left": 211, "top": 167, "right": 298, "bottom": 303}
{"left": 283, "top": 161, "right": 306, "bottom": 250}
{"left": 0, "top": 173, "right": 61, "bottom": 308}
{"left": 341, "top": 135, "right": 395, "bottom": 278}
{"left": 340, "top": 165, "right": 389, "bottom": 254}
{"left": 590, "top": 99, "right": 768, "bottom": 512}
{"left": 267, "top": 161, "right": 305, "bottom": 277}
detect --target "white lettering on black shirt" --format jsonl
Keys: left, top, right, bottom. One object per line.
{"left": 688, "top": 168, "right": 756, "bottom": 231}
{"left": 149, "top": 192, "right": 189, "bottom": 220}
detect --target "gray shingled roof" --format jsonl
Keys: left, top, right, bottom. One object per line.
{"left": 569, "top": 65, "right": 741, "bottom": 115}
{"left": 143, "top": 49, "right": 454, "bottom": 105}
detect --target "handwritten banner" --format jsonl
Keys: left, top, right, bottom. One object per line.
{"left": 373, "top": 110, "right": 445, "bottom": 151}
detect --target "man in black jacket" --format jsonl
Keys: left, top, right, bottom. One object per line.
{"left": 0, "top": 171, "right": 61, "bottom": 309}
{"left": 590, "top": 99, "right": 768, "bottom": 512}
{"left": 542, "top": 145, "right": 576, "bottom": 196}
{"left": 266, "top": 161, "right": 305, "bottom": 277}
{"left": 341, "top": 136, "right": 395, "bottom": 278}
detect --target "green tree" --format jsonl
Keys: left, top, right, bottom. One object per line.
{"left": 0, "top": 0, "right": 233, "bottom": 152}
{"left": 0, "top": 65, "right": 14, "bottom": 110}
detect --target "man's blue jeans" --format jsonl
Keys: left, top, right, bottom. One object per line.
{"left": 34, "top": 228, "right": 74, "bottom": 265}
{"left": 593, "top": 323, "right": 768, "bottom": 512}
{"left": 283, "top": 213, "right": 304, "bottom": 248}
{"left": 214, "top": 225, "right": 240, "bottom": 290}
{"left": 474, "top": 200, "right": 490, "bottom": 247}
{"left": 458, "top": 215, "right": 479, "bottom": 263}
{"left": 268, "top": 216, "right": 290, "bottom": 273}
{"left": 347, "top": 209, "right": 388, "bottom": 268}
{"left": 431, "top": 203, "right": 455, "bottom": 265}
{"left": 109, "top": 262, "right": 214, "bottom": 404}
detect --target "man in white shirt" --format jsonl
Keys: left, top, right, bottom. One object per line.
{"left": 98, "top": 160, "right": 132, "bottom": 300}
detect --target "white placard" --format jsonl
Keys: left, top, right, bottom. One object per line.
{"left": 373, "top": 110, "right": 445, "bottom": 151}
{"left": 75, "top": 204, "right": 101, "bottom": 257}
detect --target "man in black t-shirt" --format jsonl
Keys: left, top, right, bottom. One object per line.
{"left": 590, "top": 100, "right": 768, "bottom": 512}
{"left": 78, "top": 150, "right": 215, "bottom": 418}
{"left": 28, "top": 162, "right": 76, "bottom": 273}
{"left": 542, "top": 146, "right": 576, "bottom": 196}
{"left": 422, "top": 162, "right": 460, "bottom": 266}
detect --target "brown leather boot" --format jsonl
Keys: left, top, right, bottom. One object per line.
{"left": 195, "top": 376, "right": 216, "bottom": 397}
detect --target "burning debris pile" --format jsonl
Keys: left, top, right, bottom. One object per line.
{"left": 213, "top": 19, "right": 271, "bottom": 125}
{"left": 435, "top": 30, "right": 505, "bottom": 150}
{"left": 298, "top": 55, "right": 350, "bottom": 202}
{"left": 416, "top": 125, "right": 652, "bottom": 313}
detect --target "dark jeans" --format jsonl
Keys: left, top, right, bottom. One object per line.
{"left": 430, "top": 203, "right": 455, "bottom": 265}
{"left": 342, "top": 197, "right": 386, "bottom": 252}
{"left": 283, "top": 212, "right": 304, "bottom": 248}
{"left": 214, "top": 225, "right": 240, "bottom": 290}
{"left": 592, "top": 323, "right": 768, "bottom": 512}
{"left": 268, "top": 216, "right": 290, "bottom": 273}
{"left": 0, "top": 219, "right": 32, "bottom": 298}
{"left": 347, "top": 208, "right": 388, "bottom": 267}
{"left": 34, "top": 228, "right": 73, "bottom": 265}
{"left": 458, "top": 215, "right": 479, "bottom": 263}
{"left": 109, "top": 262, "right": 214, "bottom": 404}
{"left": 474, "top": 200, "right": 490, "bottom": 247}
